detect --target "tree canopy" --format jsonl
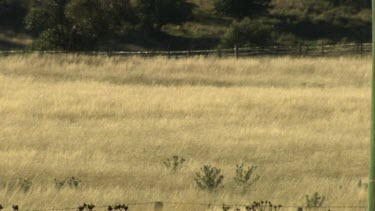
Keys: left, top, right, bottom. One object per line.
{"left": 214, "top": 0, "right": 271, "bottom": 19}
{"left": 137, "top": 0, "right": 194, "bottom": 32}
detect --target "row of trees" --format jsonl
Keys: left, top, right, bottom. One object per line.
{"left": 0, "top": 0, "right": 372, "bottom": 50}
{"left": 0, "top": 0, "right": 277, "bottom": 50}
{"left": 22, "top": 0, "right": 196, "bottom": 50}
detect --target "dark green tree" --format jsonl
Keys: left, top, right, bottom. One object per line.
{"left": 214, "top": 0, "right": 271, "bottom": 19}
{"left": 101, "top": 0, "right": 135, "bottom": 31}
{"left": 0, "top": 0, "right": 28, "bottom": 31}
{"left": 136, "top": 0, "right": 194, "bottom": 33}
{"left": 65, "top": 0, "right": 108, "bottom": 49}
{"left": 221, "top": 18, "right": 275, "bottom": 47}
{"left": 25, "top": 0, "right": 132, "bottom": 50}
{"left": 331, "top": 0, "right": 371, "bottom": 9}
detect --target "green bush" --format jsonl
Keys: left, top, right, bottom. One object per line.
{"left": 221, "top": 17, "right": 276, "bottom": 47}
{"left": 194, "top": 165, "right": 224, "bottom": 192}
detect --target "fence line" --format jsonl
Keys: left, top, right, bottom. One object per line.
{"left": 0, "top": 43, "right": 372, "bottom": 58}
{"left": 0, "top": 202, "right": 367, "bottom": 211}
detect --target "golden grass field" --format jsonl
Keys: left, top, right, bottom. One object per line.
{"left": 0, "top": 55, "right": 372, "bottom": 210}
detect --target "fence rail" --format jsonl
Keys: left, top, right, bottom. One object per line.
{"left": 0, "top": 43, "right": 372, "bottom": 58}
{"left": 0, "top": 202, "right": 367, "bottom": 211}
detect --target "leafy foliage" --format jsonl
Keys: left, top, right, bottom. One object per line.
{"left": 1, "top": 0, "right": 372, "bottom": 50}
{"left": 101, "top": 0, "right": 135, "bottom": 31}
{"left": 194, "top": 165, "right": 224, "bottom": 192}
{"left": 214, "top": 0, "right": 271, "bottom": 19}
{"left": 136, "top": 0, "right": 194, "bottom": 32}
{"left": 221, "top": 17, "right": 275, "bottom": 47}
{"left": 25, "top": 0, "right": 131, "bottom": 50}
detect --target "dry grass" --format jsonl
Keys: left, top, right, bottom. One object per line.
{"left": 0, "top": 55, "right": 371, "bottom": 210}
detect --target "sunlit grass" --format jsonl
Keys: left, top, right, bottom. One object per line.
{"left": 0, "top": 55, "right": 371, "bottom": 210}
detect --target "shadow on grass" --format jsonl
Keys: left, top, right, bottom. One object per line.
{"left": 101, "top": 30, "right": 220, "bottom": 51}
{"left": 102, "top": 75, "right": 235, "bottom": 87}
{"left": 0, "top": 39, "right": 27, "bottom": 50}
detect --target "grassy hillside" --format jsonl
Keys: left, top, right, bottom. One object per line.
{"left": 0, "top": 55, "right": 371, "bottom": 210}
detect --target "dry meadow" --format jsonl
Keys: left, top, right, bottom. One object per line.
{"left": 0, "top": 55, "right": 372, "bottom": 210}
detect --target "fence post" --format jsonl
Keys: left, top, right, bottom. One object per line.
{"left": 234, "top": 45, "right": 239, "bottom": 59}
{"left": 154, "top": 202, "right": 164, "bottom": 211}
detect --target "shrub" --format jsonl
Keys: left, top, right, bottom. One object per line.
{"left": 54, "top": 178, "right": 65, "bottom": 190}
{"left": 67, "top": 177, "right": 81, "bottom": 188}
{"left": 234, "top": 163, "right": 260, "bottom": 194}
{"left": 306, "top": 192, "right": 325, "bottom": 208}
{"left": 221, "top": 17, "right": 276, "bottom": 47}
{"left": 54, "top": 177, "right": 81, "bottom": 189}
{"left": 163, "top": 155, "right": 185, "bottom": 173}
{"left": 194, "top": 165, "right": 224, "bottom": 192}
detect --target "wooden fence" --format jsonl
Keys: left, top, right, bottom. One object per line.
{"left": 0, "top": 43, "right": 372, "bottom": 58}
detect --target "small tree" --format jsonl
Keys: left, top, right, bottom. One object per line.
{"left": 136, "top": 0, "right": 194, "bottom": 33}
{"left": 214, "top": 0, "right": 271, "bottom": 19}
